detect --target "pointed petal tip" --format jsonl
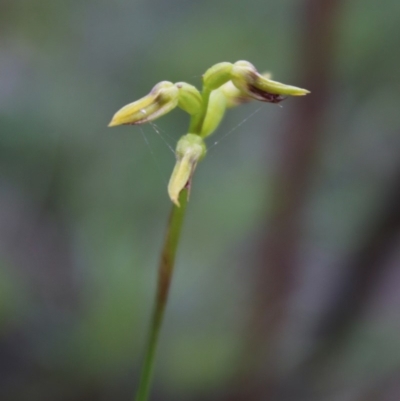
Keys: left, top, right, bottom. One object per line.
{"left": 171, "top": 197, "right": 181, "bottom": 207}
{"left": 168, "top": 186, "right": 181, "bottom": 207}
{"left": 290, "top": 89, "right": 311, "bottom": 96}
{"left": 108, "top": 115, "right": 122, "bottom": 127}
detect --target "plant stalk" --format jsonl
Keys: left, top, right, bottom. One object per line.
{"left": 135, "top": 188, "right": 189, "bottom": 401}
{"left": 135, "top": 85, "right": 210, "bottom": 401}
{"left": 188, "top": 87, "right": 211, "bottom": 133}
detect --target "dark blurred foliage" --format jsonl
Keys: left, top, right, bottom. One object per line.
{"left": 1, "top": 0, "right": 400, "bottom": 400}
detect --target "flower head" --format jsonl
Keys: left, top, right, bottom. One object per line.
{"left": 108, "top": 60, "right": 310, "bottom": 206}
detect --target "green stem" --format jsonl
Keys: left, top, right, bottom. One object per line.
{"left": 188, "top": 87, "right": 211, "bottom": 134}
{"left": 135, "top": 189, "right": 189, "bottom": 401}
{"left": 135, "top": 84, "right": 210, "bottom": 401}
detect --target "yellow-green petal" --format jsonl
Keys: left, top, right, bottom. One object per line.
{"left": 108, "top": 81, "right": 179, "bottom": 127}
{"left": 203, "top": 62, "right": 233, "bottom": 90}
{"left": 200, "top": 89, "right": 227, "bottom": 138}
{"left": 168, "top": 134, "right": 206, "bottom": 206}
{"left": 176, "top": 82, "right": 202, "bottom": 115}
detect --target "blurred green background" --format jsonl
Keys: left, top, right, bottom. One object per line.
{"left": 1, "top": 0, "right": 400, "bottom": 400}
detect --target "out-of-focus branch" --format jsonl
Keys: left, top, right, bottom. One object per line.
{"left": 315, "top": 172, "right": 400, "bottom": 353}
{"left": 356, "top": 369, "right": 400, "bottom": 401}
{"left": 221, "top": 1, "right": 343, "bottom": 400}
{"left": 280, "top": 169, "right": 400, "bottom": 401}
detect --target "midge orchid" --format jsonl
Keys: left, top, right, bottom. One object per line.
{"left": 108, "top": 61, "right": 309, "bottom": 401}
{"left": 109, "top": 60, "right": 309, "bottom": 206}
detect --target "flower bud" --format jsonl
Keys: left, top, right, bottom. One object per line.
{"left": 108, "top": 81, "right": 179, "bottom": 127}
{"left": 168, "top": 134, "right": 206, "bottom": 206}
{"left": 200, "top": 89, "right": 227, "bottom": 138}
{"left": 175, "top": 82, "right": 202, "bottom": 115}
{"left": 231, "top": 60, "right": 310, "bottom": 103}
{"left": 203, "top": 62, "right": 233, "bottom": 90}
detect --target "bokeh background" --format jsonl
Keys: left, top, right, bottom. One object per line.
{"left": 1, "top": 0, "right": 400, "bottom": 400}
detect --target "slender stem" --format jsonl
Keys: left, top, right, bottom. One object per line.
{"left": 135, "top": 82, "right": 210, "bottom": 401}
{"left": 188, "top": 87, "right": 211, "bottom": 134}
{"left": 135, "top": 189, "right": 189, "bottom": 401}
